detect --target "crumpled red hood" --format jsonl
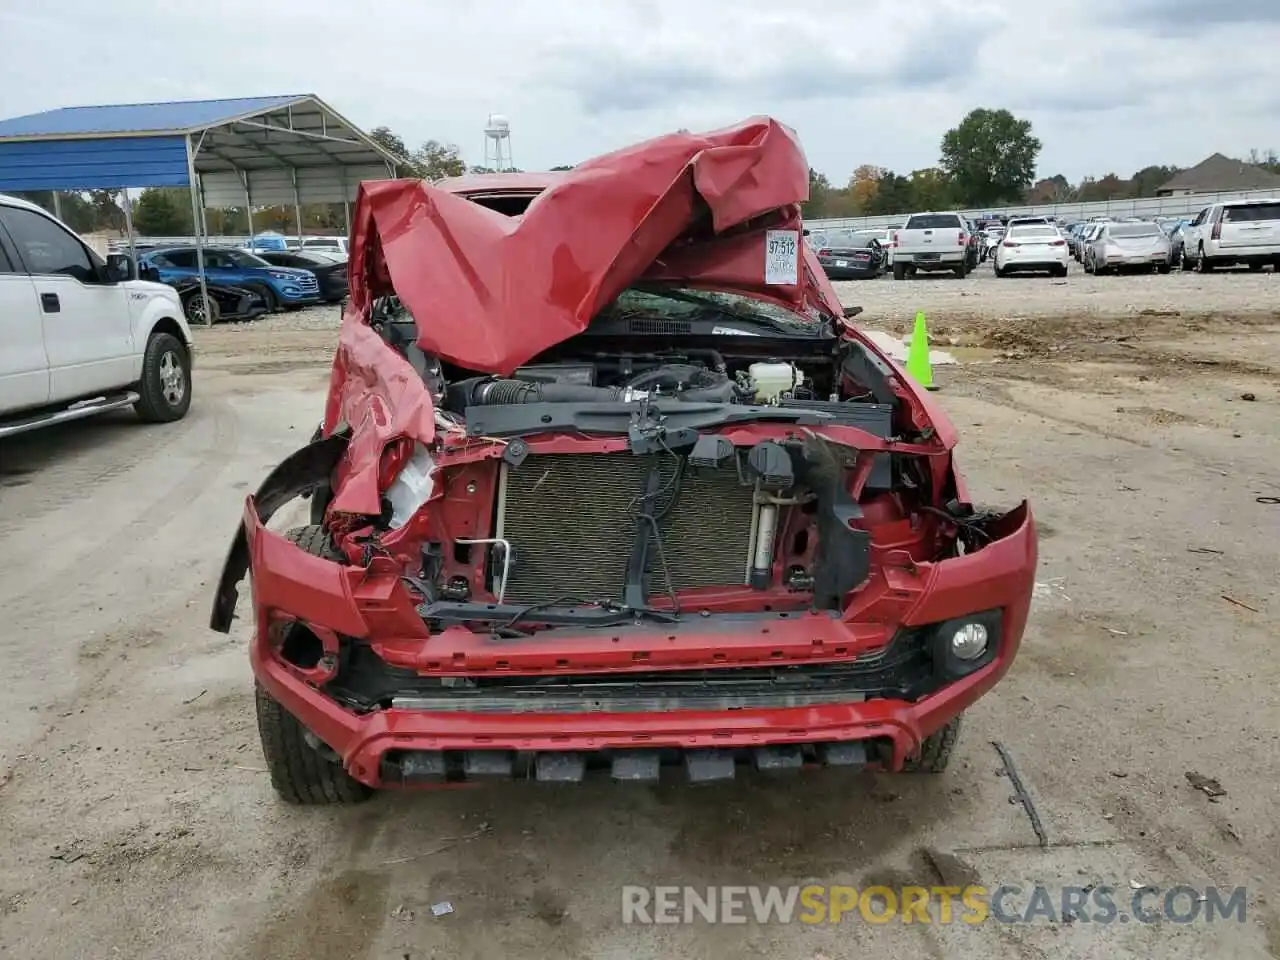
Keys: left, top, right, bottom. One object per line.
{"left": 346, "top": 116, "right": 844, "bottom": 375}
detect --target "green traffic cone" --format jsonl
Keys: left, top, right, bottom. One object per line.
{"left": 906, "top": 311, "right": 938, "bottom": 391}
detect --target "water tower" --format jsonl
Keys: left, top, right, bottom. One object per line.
{"left": 483, "top": 114, "right": 513, "bottom": 172}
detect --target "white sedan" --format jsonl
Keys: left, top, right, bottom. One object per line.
{"left": 993, "top": 224, "right": 1070, "bottom": 278}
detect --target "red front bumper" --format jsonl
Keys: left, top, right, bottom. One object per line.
{"left": 241, "top": 501, "right": 1036, "bottom": 789}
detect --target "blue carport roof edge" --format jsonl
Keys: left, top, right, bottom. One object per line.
{"left": 0, "top": 95, "right": 312, "bottom": 140}
{"left": 0, "top": 93, "right": 406, "bottom": 197}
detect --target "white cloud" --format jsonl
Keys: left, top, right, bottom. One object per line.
{"left": 1, "top": 0, "right": 1277, "bottom": 183}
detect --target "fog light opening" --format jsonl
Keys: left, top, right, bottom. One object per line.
{"left": 950, "top": 622, "right": 989, "bottom": 660}
{"left": 280, "top": 623, "right": 325, "bottom": 669}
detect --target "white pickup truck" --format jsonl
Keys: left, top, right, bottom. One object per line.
{"left": 891, "top": 211, "right": 973, "bottom": 279}
{"left": 0, "top": 193, "right": 194, "bottom": 439}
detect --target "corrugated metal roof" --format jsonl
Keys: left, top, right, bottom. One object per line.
{"left": 0, "top": 94, "right": 399, "bottom": 201}
{"left": 0, "top": 137, "right": 190, "bottom": 191}
{"left": 0, "top": 95, "right": 308, "bottom": 139}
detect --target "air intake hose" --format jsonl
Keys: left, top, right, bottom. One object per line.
{"left": 470, "top": 379, "right": 625, "bottom": 405}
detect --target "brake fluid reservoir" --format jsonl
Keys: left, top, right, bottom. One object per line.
{"left": 749, "top": 362, "right": 801, "bottom": 403}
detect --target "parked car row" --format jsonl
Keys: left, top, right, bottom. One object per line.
{"left": 1058, "top": 199, "right": 1280, "bottom": 274}
{"left": 137, "top": 245, "right": 348, "bottom": 322}
{"left": 814, "top": 198, "right": 1280, "bottom": 282}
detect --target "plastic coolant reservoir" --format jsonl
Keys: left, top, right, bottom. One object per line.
{"left": 749, "top": 362, "right": 802, "bottom": 403}
{"left": 385, "top": 443, "right": 437, "bottom": 528}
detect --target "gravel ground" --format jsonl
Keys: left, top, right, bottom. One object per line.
{"left": 834, "top": 260, "right": 1280, "bottom": 327}
{"left": 1, "top": 274, "right": 1278, "bottom": 959}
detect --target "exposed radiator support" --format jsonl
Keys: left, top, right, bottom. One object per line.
{"left": 492, "top": 451, "right": 756, "bottom": 605}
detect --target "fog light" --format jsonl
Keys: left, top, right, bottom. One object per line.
{"left": 950, "top": 622, "right": 989, "bottom": 660}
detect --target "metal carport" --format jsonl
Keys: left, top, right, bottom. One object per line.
{"left": 0, "top": 94, "right": 401, "bottom": 321}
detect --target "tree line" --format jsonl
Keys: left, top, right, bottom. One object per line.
{"left": 802, "top": 110, "right": 1280, "bottom": 220}
{"left": 14, "top": 110, "right": 1278, "bottom": 235}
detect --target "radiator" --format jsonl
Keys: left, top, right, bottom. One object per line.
{"left": 494, "top": 451, "right": 757, "bottom": 605}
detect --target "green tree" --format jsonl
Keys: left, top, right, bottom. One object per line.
{"left": 1027, "top": 174, "right": 1075, "bottom": 204}
{"left": 823, "top": 189, "right": 860, "bottom": 218}
{"left": 864, "top": 172, "right": 914, "bottom": 216}
{"left": 940, "top": 108, "right": 1041, "bottom": 206}
{"left": 847, "top": 165, "right": 886, "bottom": 213}
{"left": 204, "top": 207, "right": 240, "bottom": 234}
{"left": 1127, "top": 165, "right": 1179, "bottom": 198}
{"left": 802, "top": 168, "right": 833, "bottom": 219}
{"left": 1076, "top": 174, "right": 1129, "bottom": 203}
{"left": 13, "top": 191, "right": 93, "bottom": 230}
{"left": 88, "top": 190, "right": 127, "bottom": 231}
{"left": 132, "top": 187, "right": 193, "bottom": 235}
{"left": 907, "top": 167, "right": 954, "bottom": 210}
{"left": 368, "top": 126, "right": 417, "bottom": 175}
{"left": 362, "top": 127, "right": 470, "bottom": 179}
{"left": 415, "top": 140, "right": 466, "bottom": 180}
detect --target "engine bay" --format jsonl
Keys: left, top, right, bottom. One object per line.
{"left": 339, "top": 291, "right": 965, "bottom": 626}
{"left": 370, "top": 293, "right": 903, "bottom": 425}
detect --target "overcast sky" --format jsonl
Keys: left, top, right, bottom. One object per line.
{"left": 2, "top": 0, "right": 1278, "bottom": 185}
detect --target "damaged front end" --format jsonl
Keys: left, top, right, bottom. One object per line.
{"left": 211, "top": 118, "right": 1037, "bottom": 796}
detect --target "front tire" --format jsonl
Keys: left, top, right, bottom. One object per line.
{"left": 256, "top": 525, "right": 372, "bottom": 806}
{"left": 133, "top": 332, "right": 192, "bottom": 423}
{"left": 257, "top": 684, "right": 372, "bottom": 805}
{"left": 902, "top": 716, "right": 962, "bottom": 773}
{"left": 247, "top": 282, "right": 279, "bottom": 311}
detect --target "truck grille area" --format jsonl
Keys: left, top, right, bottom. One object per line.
{"left": 496, "top": 451, "right": 757, "bottom": 604}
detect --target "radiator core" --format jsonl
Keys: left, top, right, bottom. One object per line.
{"left": 494, "top": 451, "right": 757, "bottom": 605}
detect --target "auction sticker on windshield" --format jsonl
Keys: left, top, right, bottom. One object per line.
{"left": 765, "top": 230, "right": 799, "bottom": 285}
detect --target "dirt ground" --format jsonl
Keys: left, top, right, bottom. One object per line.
{"left": 2, "top": 264, "right": 1278, "bottom": 959}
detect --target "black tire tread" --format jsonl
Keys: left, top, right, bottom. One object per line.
{"left": 255, "top": 685, "right": 370, "bottom": 805}
{"left": 133, "top": 331, "right": 191, "bottom": 423}
{"left": 902, "top": 715, "right": 961, "bottom": 773}
{"left": 255, "top": 525, "right": 370, "bottom": 805}
{"left": 284, "top": 523, "right": 340, "bottom": 559}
